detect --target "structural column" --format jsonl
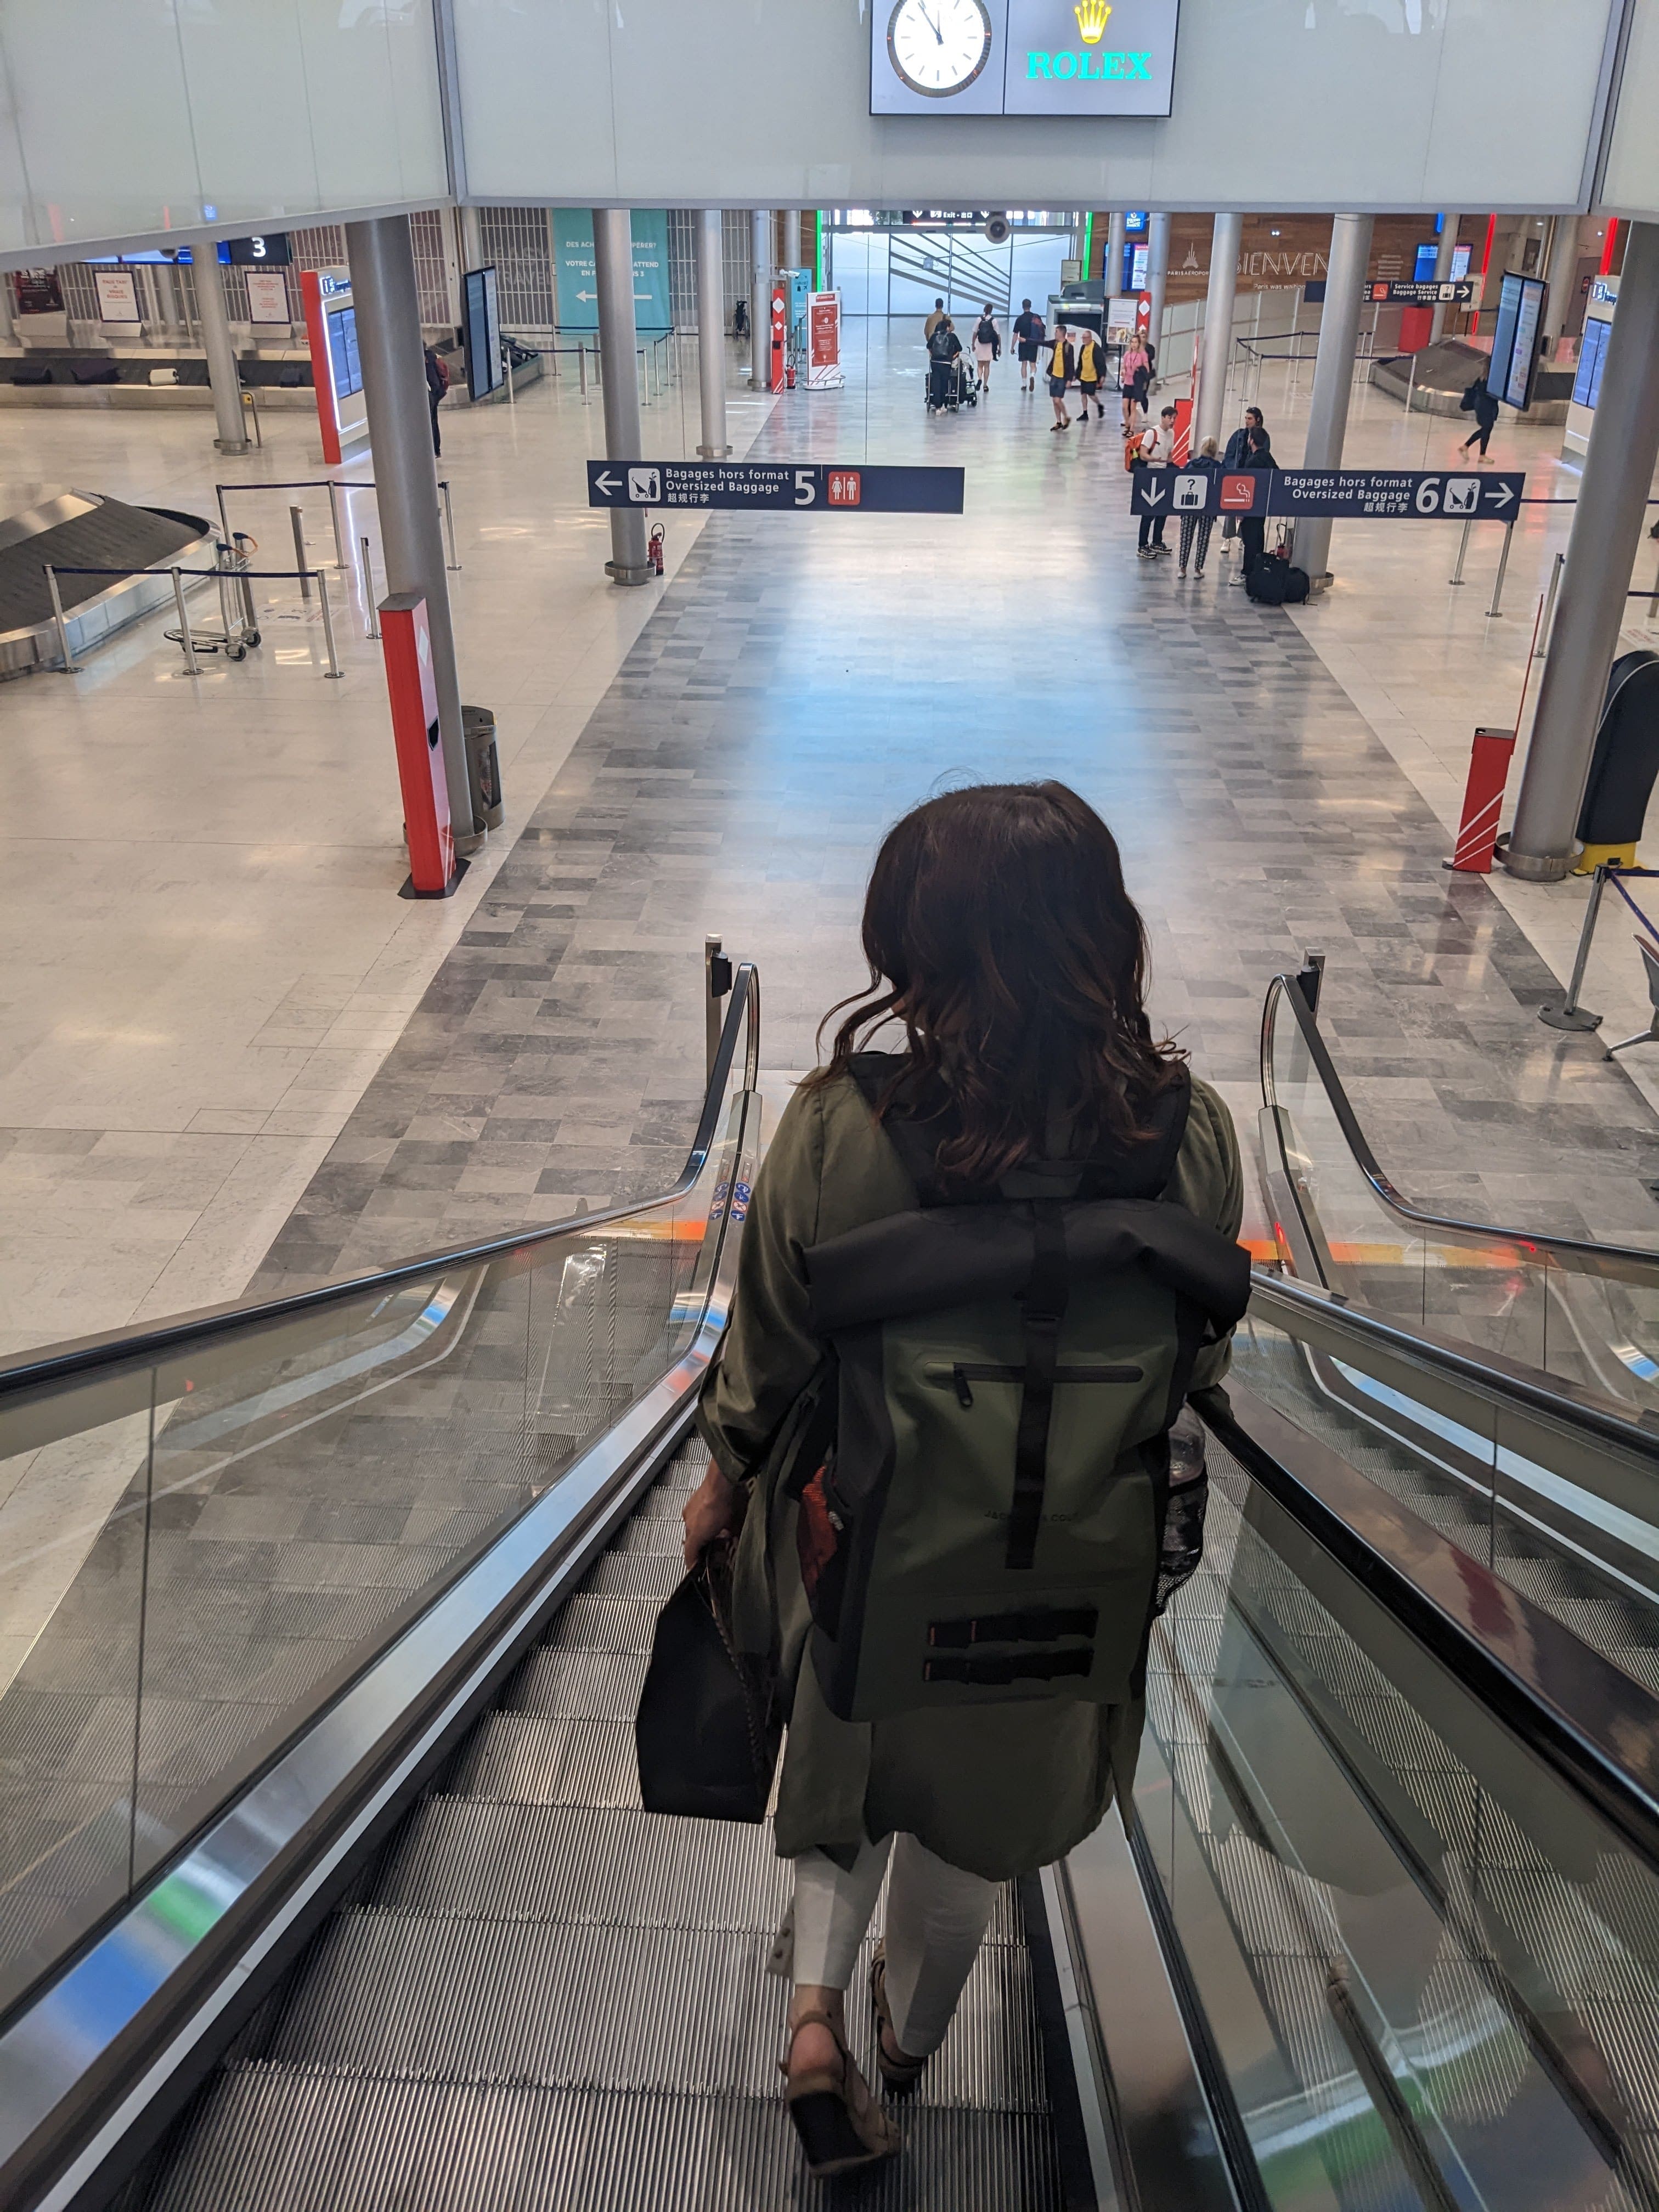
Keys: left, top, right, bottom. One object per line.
{"left": 750, "top": 208, "right": 771, "bottom": 388}
{"left": 782, "top": 211, "right": 803, "bottom": 270}
{"left": 194, "top": 249, "right": 250, "bottom": 455}
{"left": 1295, "top": 213, "right": 1374, "bottom": 587}
{"left": 1540, "top": 213, "right": 1583, "bottom": 360}
{"left": 594, "top": 207, "right": 650, "bottom": 586}
{"left": 345, "top": 216, "right": 477, "bottom": 846}
{"left": 1194, "top": 213, "right": 1242, "bottom": 456}
{"left": 1107, "top": 212, "right": 1127, "bottom": 294}
{"left": 1428, "top": 214, "right": 1462, "bottom": 346}
{"left": 695, "top": 208, "right": 730, "bottom": 459}
{"left": 1507, "top": 221, "right": 1659, "bottom": 879}
{"left": 1146, "top": 213, "right": 1171, "bottom": 381}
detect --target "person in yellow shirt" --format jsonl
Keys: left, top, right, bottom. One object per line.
{"left": 1075, "top": 329, "right": 1107, "bottom": 422}
{"left": 1046, "top": 328, "right": 1076, "bottom": 432}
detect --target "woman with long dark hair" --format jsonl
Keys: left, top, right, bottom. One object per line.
{"left": 683, "top": 782, "right": 1244, "bottom": 2177}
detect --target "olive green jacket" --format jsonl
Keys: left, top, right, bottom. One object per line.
{"left": 698, "top": 1069, "right": 1243, "bottom": 1879}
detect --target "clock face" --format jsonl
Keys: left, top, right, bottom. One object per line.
{"left": 887, "top": 0, "right": 994, "bottom": 97}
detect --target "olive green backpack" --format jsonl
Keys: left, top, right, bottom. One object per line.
{"left": 776, "top": 1057, "right": 1249, "bottom": 1724}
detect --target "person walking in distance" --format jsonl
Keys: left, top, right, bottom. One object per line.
{"left": 1075, "top": 326, "right": 1108, "bottom": 422}
{"left": 1178, "top": 437, "right": 1222, "bottom": 579}
{"left": 681, "top": 781, "right": 1246, "bottom": 2180}
{"left": 424, "top": 343, "right": 449, "bottom": 458}
{"left": 972, "top": 304, "right": 1000, "bottom": 393}
{"left": 1012, "top": 297, "right": 1045, "bottom": 392}
{"left": 1119, "top": 333, "right": 1152, "bottom": 436}
{"left": 1046, "top": 325, "right": 1077, "bottom": 431}
{"left": 1137, "top": 405, "right": 1178, "bottom": 557}
{"left": 1459, "top": 373, "right": 1499, "bottom": 464}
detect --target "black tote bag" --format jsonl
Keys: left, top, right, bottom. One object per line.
{"left": 635, "top": 1541, "right": 782, "bottom": 1824}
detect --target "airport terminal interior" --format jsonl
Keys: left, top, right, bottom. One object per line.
{"left": 9, "top": 5, "right": 1659, "bottom": 2209}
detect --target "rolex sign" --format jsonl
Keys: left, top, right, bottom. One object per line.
{"left": 872, "top": 0, "right": 1179, "bottom": 118}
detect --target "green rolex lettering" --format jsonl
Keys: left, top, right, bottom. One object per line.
{"left": 1128, "top": 51, "right": 1152, "bottom": 78}
{"left": 1027, "top": 48, "right": 1052, "bottom": 76}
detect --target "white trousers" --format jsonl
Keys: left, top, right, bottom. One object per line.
{"left": 790, "top": 1835, "right": 999, "bottom": 2058}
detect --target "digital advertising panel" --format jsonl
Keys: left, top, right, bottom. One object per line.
{"left": 871, "top": 0, "right": 1179, "bottom": 117}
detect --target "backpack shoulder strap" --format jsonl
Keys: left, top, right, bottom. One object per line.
{"left": 846, "top": 1053, "right": 953, "bottom": 1206}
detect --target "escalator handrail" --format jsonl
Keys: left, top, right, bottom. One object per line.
{"left": 1261, "top": 970, "right": 1659, "bottom": 1283}
{"left": 1249, "top": 1266, "right": 1659, "bottom": 1464}
{"left": 0, "top": 958, "right": 761, "bottom": 1401}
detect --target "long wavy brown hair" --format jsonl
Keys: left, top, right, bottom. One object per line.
{"left": 810, "top": 782, "right": 1186, "bottom": 1186}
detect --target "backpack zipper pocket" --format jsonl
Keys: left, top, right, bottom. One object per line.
{"left": 924, "top": 1361, "right": 1144, "bottom": 1409}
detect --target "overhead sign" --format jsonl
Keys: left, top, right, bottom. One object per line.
{"left": 1131, "top": 467, "right": 1526, "bottom": 520}
{"left": 871, "top": 0, "right": 1179, "bottom": 119}
{"left": 588, "top": 461, "right": 965, "bottom": 514}
{"left": 552, "top": 210, "right": 671, "bottom": 333}
{"left": 225, "top": 234, "right": 291, "bottom": 266}
{"left": 1368, "top": 279, "right": 1476, "bottom": 305}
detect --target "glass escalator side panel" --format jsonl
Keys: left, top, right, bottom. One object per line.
{"left": 0, "top": 1000, "right": 759, "bottom": 2017}
{"left": 1139, "top": 1437, "right": 1659, "bottom": 2212}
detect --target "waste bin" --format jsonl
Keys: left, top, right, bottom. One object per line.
{"left": 462, "top": 703, "right": 505, "bottom": 834}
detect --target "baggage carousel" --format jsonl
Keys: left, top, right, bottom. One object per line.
{"left": 0, "top": 482, "right": 213, "bottom": 677}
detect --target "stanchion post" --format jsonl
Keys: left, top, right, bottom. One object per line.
{"left": 290, "top": 507, "right": 312, "bottom": 601}
{"left": 216, "top": 486, "right": 230, "bottom": 544}
{"left": 1487, "top": 519, "right": 1515, "bottom": 617}
{"left": 578, "top": 345, "right": 588, "bottom": 399}
{"left": 44, "top": 565, "right": 78, "bottom": 673}
{"left": 171, "top": 567, "right": 199, "bottom": 676}
{"left": 1538, "top": 865, "right": 1610, "bottom": 1031}
{"left": 1450, "top": 517, "right": 1472, "bottom": 586}
{"left": 1538, "top": 552, "right": 1565, "bottom": 656}
{"left": 440, "top": 478, "right": 460, "bottom": 571}
{"left": 358, "top": 536, "right": 381, "bottom": 639}
{"left": 704, "top": 934, "right": 724, "bottom": 1083}
{"left": 1404, "top": 352, "right": 1417, "bottom": 416}
{"left": 328, "top": 479, "right": 347, "bottom": 569}
{"left": 316, "top": 571, "right": 343, "bottom": 678}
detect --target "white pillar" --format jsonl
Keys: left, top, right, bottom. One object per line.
{"left": 1541, "top": 213, "right": 1583, "bottom": 359}
{"left": 1146, "top": 214, "right": 1171, "bottom": 383}
{"left": 782, "top": 211, "right": 803, "bottom": 270}
{"left": 345, "top": 216, "right": 478, "bottom": 847}
{"left": 1429, "top": 213, "right": 1462, "bottom": 345}
{"left": 1194, "top": 213, "right": 1242, "bottom": 456}
{"left": 750, "top": 208, "right": 771, "bottom": 387}
{"left": 1107, "top": 213, "right": 1126, "bottom": 295}
{"left": 1296, "top": 214, "right": 1374, "bottom": 587}
{"left": 695, "top": 208, "right": 730, "bottom": 459}
{"left": 1507, "top": 221, "right": 1659, "bottom": 878}
{"left": 595, "top": 208, "right": 650, "bottom": 586}
{"left": 195, "top": 250, "right": 250, "bottom": 454}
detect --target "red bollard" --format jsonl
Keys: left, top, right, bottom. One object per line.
{"left": 1445, "top": 727, "right": 1516, "bottom": 873}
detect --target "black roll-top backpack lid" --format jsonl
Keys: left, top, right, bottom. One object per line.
{"left": 791, "top": 1057, "right": 1249, "bottom": 1724}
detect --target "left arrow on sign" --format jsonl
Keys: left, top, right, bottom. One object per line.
{"left": 595, "top": 470, "right": 620, "bottom": 495}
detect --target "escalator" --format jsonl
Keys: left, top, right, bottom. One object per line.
{"left": 5, "top": 955, "right": 1659, "bottom": 2211}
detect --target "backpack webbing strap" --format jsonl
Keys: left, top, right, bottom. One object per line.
{"left": 924, "top": 1647, "right": 1092, "bottom": 1688}
{"left": 927, "top": 1604, "right": 1098, "bottom": 1649}
{"left": 1007, "top": 1202, "right": 1068, "bottom": 1571}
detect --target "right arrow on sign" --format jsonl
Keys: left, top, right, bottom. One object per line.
{"left": 1489, "top": 483, "right": 1516, "bottom": 510}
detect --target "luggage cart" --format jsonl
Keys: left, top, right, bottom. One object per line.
{"left": 165, "top": 532, "right": 262, "bottom": 663}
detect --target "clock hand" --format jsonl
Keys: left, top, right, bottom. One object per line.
{"left": 919, "top": 1, "right": 943, "bottom": 38}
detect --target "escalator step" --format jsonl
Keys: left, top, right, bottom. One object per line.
{"left": 376, "top": 1799, "right": 793, "bottom": 1929}
{"left": 506, "top": 1647, "right": 650, "bottom": 1719}
{"left": 149, "top": 2066, "right": 1063, "bottom": 2212}
{"left": 583, "top": 1552, "right": 687, "bottom": 1599}
{"left": 456, "top": 1714, "right": 640, "bottom": 1807}
{"left": 264, "top": 1911, "right": 1049, "bottom": 2113}
{"left": 545, "top": 1595, "right": 663, "bottom": 1652}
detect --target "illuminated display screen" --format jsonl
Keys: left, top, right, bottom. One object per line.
{"left": 326, "top": 305, "right": 361, "bottom": 399}
{"left": 1573, "top": 315, "right": 1610, "bottom": 410}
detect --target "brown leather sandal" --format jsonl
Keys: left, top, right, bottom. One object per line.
{"left": 870, "top": 1944, "right": 929, "bottom": 2094}
{"left": 781, "top": 2007, "right": 902, "bottom": 2175}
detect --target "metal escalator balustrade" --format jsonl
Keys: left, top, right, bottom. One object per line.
{"left": 1252, "top": 968, "right": 1659, "bottom": 1699}
{"left": 0, "top": 957, "right": 761, "bottom": 2212}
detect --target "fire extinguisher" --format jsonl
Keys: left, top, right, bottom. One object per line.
{"left": 647, "top": 522, "right": 665, "bottom": 575}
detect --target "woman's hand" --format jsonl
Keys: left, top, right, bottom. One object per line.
{"left": 682, "top": 1462, "right": 740, "bottom": 1568}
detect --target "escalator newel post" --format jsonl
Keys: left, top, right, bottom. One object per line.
{"left": 705, "top": 934, "right": 733, "bottom": 1082}
{"left": 1538, "top": 864, "right": 1609, "bottom": 1032}
{"left": 1295, "top": 948, "right": 1326, "bottom": 1019}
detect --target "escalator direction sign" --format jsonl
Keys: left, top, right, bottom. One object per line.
{"left": 1131, "top": 468, "right": 1526, "bottom": 519}
{"left": 586, "top": 461, "right": 964, "bottom": 513}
